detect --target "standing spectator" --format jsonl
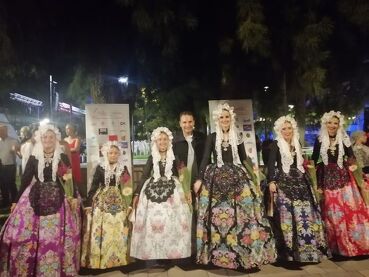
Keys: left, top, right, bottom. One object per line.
{"left": 17, "top": 126, "right": 35, "bottom": 174}
{"left": 0, "top": 123, "right": 19, "bottom": 210}
{"left": 64, "top": 123, "right": 83, "bottom": 195}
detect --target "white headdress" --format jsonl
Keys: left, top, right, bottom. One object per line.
{"left": 274, "top": 115, "right": 305, "bottom": 173}
{"left": 32, "top": 124, "right": 62, "bottom": 182}
{"left": 151, "top": 127, "right": 175, "bottom": 182}
{"left": 318, "top": 110, "right": 351, "bottom": 168}
{"left": 212, "top": 103, "right": 241, "bottom": 167}
{"left": 100, "top": 136, "right": 125, "bottom": 186}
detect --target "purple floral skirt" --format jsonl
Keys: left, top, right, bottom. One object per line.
{"left": 0, "top": 183, "right": 81, "bottom": 276}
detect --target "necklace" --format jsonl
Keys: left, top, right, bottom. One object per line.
{"left": 290, "top": 145, "right": 296, "bottom": 157}
{"left": 109, "top": 164, "right": 117, "bottom": 179}
{"left": 44, "top": 152, "right": 54, "bottom": 167}
{"left": 160, "top": 154, "right": 167, "bottom": 166}
{"left": 221, "top": 140, "right": 229, "bottom": 151}
{"left": 329, "top": 137, "right": 337, "bottom": 155}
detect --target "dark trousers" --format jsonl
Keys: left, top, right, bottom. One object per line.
{"left": 0, "top": 164, "right": 18, "bottom": 207}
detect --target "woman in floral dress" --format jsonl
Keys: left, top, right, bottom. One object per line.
{"left": 81, "top": 137, "right": 133, "bottom": 269}
{"left": 312, "top": 110, "right": 369, "bottom": 256}
{"left": 0, "top": 124, "right": 81, "bottom": 276}
{"left": 130, "top": 127, "right": 191, "bottom": 261}
{"left": 266, "top": 115, "right": 329, "bottom": 262}
{"left": 193, "top": 103, "right": 276, "bottom": 270}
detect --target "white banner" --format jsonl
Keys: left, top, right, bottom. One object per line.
{"left": 208, "top": 99, "right": 258, "bottom": 166}
{"left": 85, "top": 104, "right": 132, "bottom": 191}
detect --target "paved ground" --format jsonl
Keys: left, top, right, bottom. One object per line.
{"left": 79, "top": 256, "right": 369, "bottom": 277}
{"left": 2, "top": 209, "right": 369, "bottom": 277}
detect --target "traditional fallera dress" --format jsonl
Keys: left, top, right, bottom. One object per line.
{"left": 0, "top": 154, "right": 81, "bottom": 277}
{"left": 130, "top": 156, "right": 192, "bottom": 260}
{"left": 81, "top": 163, "right": 133, "bottom": 269}
{"left": 312, "top": 137, "right": 369, "bottom": 256}
{"left": 266, "top": 140, "right": 329, "bottom": 262}
{"left": 196, "top": 133, "right": 276, "bottom": 270}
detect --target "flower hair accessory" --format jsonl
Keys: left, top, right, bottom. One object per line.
{"left": 100, "top": 135, "right": 125, "bottom": 186}
{"left": 34, "top": 124, "right": 62, "bottom": 143}
{"left": 318, "top": 110, "right": 351, "bottom": 168}
{"left": 32, "top": 124, "right": 62, "bottom": 182}
{"left": 150, "top": 127, "right": 175, "bottom": 182}
{"left": 274, "top": 115, "right": 305, "bottom": 173}
{"left": 212, "top": 102, "right": 236, "bottom": 123}
{"left": 212, "top": 102, "right": 241, "bottom": 167}
{"left": 150, "top": 127, "right": 174, "bottom": 143}
{"left": 320, "top": 110, "right": 345, "bottom": 127}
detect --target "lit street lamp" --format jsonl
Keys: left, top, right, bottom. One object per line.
{"left": 49, "top": 75, "right": 57, "bottom": 121}
{"left": 118, "top": 76, "right": 129, "bottom": 86}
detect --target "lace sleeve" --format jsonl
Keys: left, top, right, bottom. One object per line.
{"left": 86, "top": 165, "right": 103, "bottom": 206}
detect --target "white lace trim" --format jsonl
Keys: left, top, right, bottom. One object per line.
{"left": 100, "top": 140, "right": 126, "bottom": 186}
{"left": 101, "top": 162, "right": 125, "bottom": 187}
{"left": 213, "top": 103, "right": 241, "bottom": 167}
{"left": 274, "top": 115, "right": 304, "bottom": 173}
{"left": 318, "top": 111, "right": 351, "bottom": 168}
{"left": 32, "top": 124, "right": 62, "bottom": 182}
{"left": 150, "top": 127, "right": 175, "bottom": 182}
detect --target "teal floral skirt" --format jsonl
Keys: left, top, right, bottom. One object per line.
{"left": 196, "top": 163, "right": 276, "bottom": 269}
{"left": 270, "top": 168, "right": 330, "bottom": 262}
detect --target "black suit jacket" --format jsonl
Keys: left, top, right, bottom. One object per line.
{"left": 173, "top": 130, "right": 206, "bottom": 183}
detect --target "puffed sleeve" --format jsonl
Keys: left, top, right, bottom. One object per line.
{"left": 198, "top": 134, "right": 214, "bottom": 180}
{"left": 134, "top": 155, "right": 153, "bottom": 195}
{"left": 311, "top": 138, "right": 321, "bottom": 166}
{"left": 267, "top": 141, "right": 279, "bottom": 183}
{"left": 172, "top": 159, "right": 179, "bottom": 177}
{"left": 86, "top": 165, "right": 104, "bottom": 207}
{"left": 17, "top": 155, "right": 37, "bottom": 202}
{"left": 345, "top": 145, "right": 356, "bottom": 165}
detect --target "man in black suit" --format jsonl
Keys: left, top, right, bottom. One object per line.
{"left": 173, "top": 111, "right": 206, "bottom": 266}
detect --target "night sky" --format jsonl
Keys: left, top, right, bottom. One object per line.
{"left": 1, "top": 0, "right": 369, "bottom": 116}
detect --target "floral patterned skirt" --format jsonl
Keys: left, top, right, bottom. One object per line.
{"left": 271, "top": 168, "right": 329, "bottom": 262}
{"left": 81, "top": 186, "right": 131, "bottom": 269}
{"left": 318, "top": 164, "right": 369, "bottom": 256}
{"left": 0, "top": 183, "right": 81, "bottom": 277}
{"left": 130, "top": 177, "right": 191, "bottom": 259}
{"left": 196, "top": 163, "right": 276, "bottom": 270}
